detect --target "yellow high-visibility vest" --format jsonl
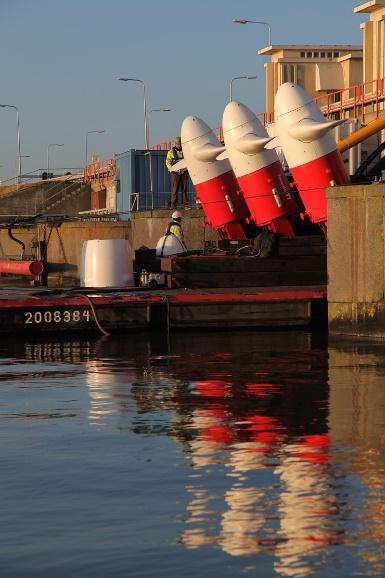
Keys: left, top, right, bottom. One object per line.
{"left": 166, "top": 220, "right": 183, "bottom": 238}
{"left": 166, "top": 146, "right": 184, "bottom": 172}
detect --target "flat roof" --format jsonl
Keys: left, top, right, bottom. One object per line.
{"left": 258, "top": 44, "right": 363, "bottom": 56}
{"left": 354, "top": 0, "right": 385, "bottom": 13}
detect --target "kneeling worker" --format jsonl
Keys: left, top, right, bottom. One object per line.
{"left": 156, "top": 210, "right": 187, "bottom": 257}
{"left": 166, "top": 210, "right": 184, "bottom": 239}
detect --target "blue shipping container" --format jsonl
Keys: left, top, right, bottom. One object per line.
{"left": 115, "top": 149, "right": 195, "bottom": 219}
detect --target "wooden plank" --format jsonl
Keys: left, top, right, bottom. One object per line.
{"left": 167, "top": 270, "right": 326, "bottom": 289}
{"left": 278, "top": 245, "right": 326, "bottom": 256}
{"left": 218, "top": 236, "right": 325, "bottom": 249}
{"left": 278, "top": 236, "right": 325, "bottom": 246}
{"left": 160, "top": 257, "right": 173, "bottom": 272}
{"left": 162, "top": 255, "right": 326, "bottom": 274}
{"left": 169, "top": 300, "right": 312, "bottom": 328}
{"left": 277, "top": 236, "right": 326, "bottom": 256}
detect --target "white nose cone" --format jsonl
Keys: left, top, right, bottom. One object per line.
{"left": 180, "top": 114, "right": 250, "bottom": 237}
{"left": 222, "top": 101, "right": 297, "bottom": 231}
{"left": 222, "top": 101, "right": 276, "bottom": 175}
{"left": 275, "top": 83, "right": 343, "bottom": 165}
{"left": 181, "top": 116, "right": 229, "bottom": 184}
{"left": 275, "top": 82, "right": 329, "bottom": 124}
{"left": 274, "top": 83, "right": 349, "bottom": 225}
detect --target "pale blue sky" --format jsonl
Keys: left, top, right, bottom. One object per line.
{"left": 0, "top": 0, "right": 364, "bottom": 182}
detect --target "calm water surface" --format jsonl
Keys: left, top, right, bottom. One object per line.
{"left": 1, "top": 330, "right": 385, "bottom": 577}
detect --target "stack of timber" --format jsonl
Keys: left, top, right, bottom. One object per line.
{"left": 161, "top": 236, "right": 326, "bottom": 289}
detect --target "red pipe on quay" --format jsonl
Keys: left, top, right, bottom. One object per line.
{"left": 0, "top": 260, "right": 44, "bottom": 276}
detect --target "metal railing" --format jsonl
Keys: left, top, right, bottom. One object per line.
{"left": 0, "top": 167, "right": 82, "bottom": 188}
{"left": 84, "top": 158, "right": 116, "bottom": 182}
{"left": 150, "top": 76, "right": 385, "bottom": 150}
{"left": 129, "top": 193, "right": 139, "bottom": 212}
{"left": 313, "top": 77, "right": 385, "bottom": 123}
{"left": 36, "top": 175, "right": 85, "bottom": 213}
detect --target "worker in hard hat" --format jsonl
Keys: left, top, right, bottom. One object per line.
{"left": 156, "top": 209, "right": 187, "bottom": 257}
{"left": 166, "top": 136, "right": 189, "bottom": 209}
{"left": 166, "top": 210, "right": 184, "bottom": 238}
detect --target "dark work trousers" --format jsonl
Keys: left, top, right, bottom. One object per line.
{"left": 171, "top": 172, "right": 189, "bottom": 208}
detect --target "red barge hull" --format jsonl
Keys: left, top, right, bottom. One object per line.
{"left": 0, "top": 287, "right": 327, "bottom": 335}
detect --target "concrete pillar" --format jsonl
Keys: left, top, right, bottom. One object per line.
{"left": 328, "top": 183, "right": 385, "bottom": 335}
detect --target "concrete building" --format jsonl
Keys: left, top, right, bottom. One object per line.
{"left": 355, "top": 0, "right": 385, "bottom": 85}
{"left": 260, "top": 44, "right": 363, "bottom": 118}
{"left": 260, "top": 1, "right": 385, "bottom": 121}
{"left": 257, "top": 1, "right": 385, "bottom": 176}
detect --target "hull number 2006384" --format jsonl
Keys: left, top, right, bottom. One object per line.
{"left": 25, "top": 310, "right": 91, "bottom": 324}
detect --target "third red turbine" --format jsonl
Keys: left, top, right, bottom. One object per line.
{"left": 274, "top": 82, "right": 350, "bottom": 230}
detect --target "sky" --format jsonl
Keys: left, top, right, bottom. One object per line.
{"left": 0, "top": 0, "right": 364, "bottom": 183}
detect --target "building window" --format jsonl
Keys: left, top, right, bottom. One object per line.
{"left": 328, "top": 90, "right": 341, "bottom": 104}
{"left": 282, "top": 64, "right": 303, "bottom": 86}
{"left": 306, "top": 51, "right": 312, "bottom": 58}
{"left": 333, "top": 51, "right": 339, "bottom": 57}
{"left": 320, "top": 52, "right": 325, "bottom": 58}
{"left": 314, "top": 51, "right": 319, "bottom": 57}
{"left": 297, "top": 65, "right": 304, "bottom": 86}
{"left": 300, "top": 51, "right": 305, "bottom": 57}
{"left": 282, "top": 63, "right": 296, "bottom": 83}
{"left": 327, "top": 51, "right": 333, "bottom": 58}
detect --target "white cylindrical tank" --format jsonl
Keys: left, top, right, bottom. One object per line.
{"left": 80, "top": 239, "right": 134, "bottom": 287}
{"left": 155, "top": 234, "right": 187, "bottom": 257}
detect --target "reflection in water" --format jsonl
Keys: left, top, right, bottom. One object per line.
{"left": 169, "top": 338, "right": 333, "bottom": 577}
{"left": 274, "top": 437, "right": 337, "bottom": 578}
{"left": 86, "top": 359, "right": 119, "bottom": 425}
{"left": 2, "top": 331, "right": 385, "bottom": 576}
{"left": 328, "top": 338, "right": 385, "bottom": 577}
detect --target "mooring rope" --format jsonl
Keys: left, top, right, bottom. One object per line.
{"left": 82, "top": 293, "right": 110, "bottom": 337}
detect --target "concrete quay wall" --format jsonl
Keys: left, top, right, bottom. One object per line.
{"left": 328, "top": 183, "right": 385, "bottom": 336}
{"left": 0, "top": 209, "right": 219, "bottom": 286}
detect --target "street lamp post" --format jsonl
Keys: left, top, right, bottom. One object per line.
{"left": 229, "top": 75, "right": 257, "bottom": 102}
{"left": 19, "top": 155, "right": 30, "bottom": 181}
{"left": 117, "top": 77, "right": 149, "bottom": 149}
{"left": 232, "top": 19, "right": 272, "bottom": 47}
{"left": 47, "top": 143, "right": 64, "bottom": 178}
{"left": 149, "top": 108, "right": 171, "bottom": 146}
{"left": 85, "top": 130, "right": 105, "bottom": 165}
{"left": 148, "top": 108, "right": 172, "bottom": 210}
{"left": 118, "top": 76, "right": 154, "bottom": 209}
{"left": 0, "top": 104, "right": 21, "bottom": 184}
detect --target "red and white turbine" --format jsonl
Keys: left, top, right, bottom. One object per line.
{"left": 171, "top": 115, "right": 250, "bottom": 240}
{"left": 274, "top": 82, "right": 350, "bottom": 228}
{"left": 222, "top": 101, "right": 298, "bottom": 236}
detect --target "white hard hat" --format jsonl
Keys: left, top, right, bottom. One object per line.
{"left": 172, "top": 210, "right": 182, "bottom": 219}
